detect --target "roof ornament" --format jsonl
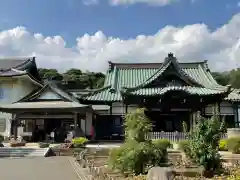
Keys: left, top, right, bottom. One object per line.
{"left": 165, "top": 52, "right": 177, "bottom": 63}
{"left": 108, "top": 61, "right": 114, "bottom": 71}
{"left": 204, "top": 60, "right": 210, "bottom": 71}
{"left": 168, "top": 53, "right": 174, "bottom": 58}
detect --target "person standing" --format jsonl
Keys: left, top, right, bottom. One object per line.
{"left": 91, "top": 125, "right": 95, "bottom": 140}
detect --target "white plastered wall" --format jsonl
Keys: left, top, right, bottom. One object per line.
{"left": 81, "top": 111, "right": 92, "bottom": 135}
{"left": 0, "top": 77, "right": 39, "bottom": 137}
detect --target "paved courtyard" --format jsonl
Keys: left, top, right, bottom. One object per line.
{"left": 0, "top": 156, "right": 80, "bottom": 180}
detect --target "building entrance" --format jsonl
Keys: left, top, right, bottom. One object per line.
{"left": 145, "top": 110, "right": 190, "bottom": 132}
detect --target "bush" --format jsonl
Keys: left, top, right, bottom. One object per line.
{"left": 124, "top": 108, "right": 152, "bottom": 142}
{"left": 153, "top": 139, "right": 171, "bottom": 149}
{"left": 178, "top": 140, "right": 190, "bottom": 152}
{"left": 227, "top": 168, "right": 240, "bottom": 180}
{"left": 227, "top": 137, "right": 240, "bottom": 153}
{"left": 72, "top": 137, "right": 89, "bottom": 148}
{"left": 186, "top": 115, "right": 225, "bottom": 176}
{"left": 219, "top": 139, "right": 228, "bottom": 151}
{"left": 38, "top": 142, "right": 50, "bottom": 148}
{"left": 108, "top": 140, "right": 167, "bottom": 175}
{"left": 108, "top": 108, "right": 168, "bottom": 175}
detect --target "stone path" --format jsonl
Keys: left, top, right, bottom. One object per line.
{"left": 0, "top": 156, "right": 80, "bottom": 180}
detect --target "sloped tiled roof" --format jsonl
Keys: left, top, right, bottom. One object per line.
{"left": 0, "top": 57, "right": 42, "bottom": 85}
{"left": 18, "top": 81, "right": 79, "bottom": 103}
{"left": 0, "top": 58, "right": 29, "bottom": 70}
{"left": 225, "top": 90, "right": 240, "bottom": 102}
{"left": 79, "top": 53, "right": 234, "bottom": 103}
{"left": 129, "top": 86, "right": 229, "bottom": 96}
{"left": 80, "top": 86, "right": 122, "bottom": 103}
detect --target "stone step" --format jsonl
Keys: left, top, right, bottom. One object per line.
{"left": 0, "top": 148, "right": 51, "bottom": 157}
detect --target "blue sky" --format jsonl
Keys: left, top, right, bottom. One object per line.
{"left": 0, "top": 0, "right": 240, "bottom": 72}
{"left": 0, "top": 0, "right": 239, "bottom": 46}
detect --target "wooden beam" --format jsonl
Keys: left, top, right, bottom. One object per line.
{"left": 18, "top": 114, "right": 74, "bottom": 119}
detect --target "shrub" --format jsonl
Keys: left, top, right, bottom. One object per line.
{"left": 186, "top": 115, "right": 225, "bottom": 176}
{"left": 38, "top": 142, "right": 50, "bottom": 148}
{"left": 108, "top": 140, "right": 167, "bottom": 175}
{"left": 153, "top": 139, "right": 171, "bottom": 149}
{"left": 227, "top": 168, "right": 240, "bottom": 180}
{"left": 124, "top": 108, "right": 152, "bottom": 142}
{"left": 108, "top": 108, "right": 168, "bottom": 175}
{"left": 178, "top": 140, "right": 190, "bottom": 152}
{"left": 72, "top": 137, "right": 89, "bottom": 148}
{"left": 219, "top": 139, "right": 228, "bottom": 151}
{"left": 227, "top": 137, "right": 240, "bottom": 154}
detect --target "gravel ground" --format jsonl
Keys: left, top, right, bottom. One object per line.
{"left": 0, "top": 156, "right": 80, "bottom": 180}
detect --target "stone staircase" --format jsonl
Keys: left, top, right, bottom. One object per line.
{"left": 0, "top": 147, "right": 51, "bottom": 158}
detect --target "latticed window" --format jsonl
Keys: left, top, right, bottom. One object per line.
{"left": 0, "top": 118, "right": 6, "bottom": 133}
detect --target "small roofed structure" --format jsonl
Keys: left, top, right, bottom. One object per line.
{"left": 0, "top": 82, "right": 92, "bottom": 141}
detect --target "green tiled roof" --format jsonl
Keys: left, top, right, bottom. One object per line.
{"left": 128, "top": 86, "right": 228, "bottom": 96}
{"left": 80, "top": 53, "right": 234, "bottom": 103}
{"left": 225, "top": 90, "right": 240, "bottom": 102}
{"left": 104, "top": 62, "right": 224, "bottom": 91}
{"left": 80, "top": 86, "right": 122, "bottom": 103}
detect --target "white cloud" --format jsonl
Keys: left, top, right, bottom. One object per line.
{"left": 109, "top": 0, "right": 178, "bottom": 6}
{"left": 0, "top": 13, "right": 240, "bottom": 73}
{"left": 82, "top": 0, "right": 98, "bottom": 5}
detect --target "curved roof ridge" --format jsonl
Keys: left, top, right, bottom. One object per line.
{"left": 124, "top": 85, "right": 232, "bottom": 97}
{"left": 198, "top": 63, "right": 228, "bottom": 90}
{"left": 121, "top": 53, "right": 203, "bottom": 93}
{"left": 0, "top": 57, "right": 35, "bottom": 72}
{"left": 11, "top": 68, "right": 26, "bottom": 73}
{"left": 80, "top": 85, "right": 112, "bottom": 98}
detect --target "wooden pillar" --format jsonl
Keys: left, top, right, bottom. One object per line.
{"left": 189, "top": 111, "right": 193, "bottom": 131}
{"left": 74, "top": 112, "right": 77, "bottom": 129}
{"left": 192, "top": 111, "right": 197, "bottom": 129}
{"left": 217, "top": 102, "right": 221, "bottom": 116}
{"left": 125, "top": 104, "right": 128, "bottom": 114}
{"left": 85, "top": 113, "right": 87, "bottom": 136}
{"left": 201, "top": 107, "right": 206, "bottom": 116}
{"left": 234, "top": 103, "right": 239, "bottom": 128}
{"left": 14, "top": 114, "right": 18, "bottom": 140}
{"left": 110, "top": 103, "right": 113, "bottom": 115}
{"left": 110, "top": 103, "right": 113, "bottom": 140}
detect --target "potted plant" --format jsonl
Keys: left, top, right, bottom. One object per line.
{"left": 72, "top": 137, "right": 89, "bottom": 148}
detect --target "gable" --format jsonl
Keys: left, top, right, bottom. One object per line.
{"left": 145, "top": 63, "right": 194, "bottom": 88}
{"left": 105, "top": 60, "right": 222, "bottom": 91}
{"left": 36, "top": 90, "right": 62, "bottom": 100}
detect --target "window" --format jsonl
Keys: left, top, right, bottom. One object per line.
{"left": 0, "top": 118, "right": 6, "bottom": 133}
{"left": 0, "top": 88, "right": 4, "bottom": 99}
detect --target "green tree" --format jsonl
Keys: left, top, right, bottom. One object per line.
{"left": 108, "top": 108, "right": 167, "bottom": 175}
{"left": 212, "top": 72, "right": 229, "bottom": 86}
{"left": 38, "top": 68, "right": 63, "bottom": 80}
{"left": 228, "top": 68, "right": 240, "bottom": 88}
